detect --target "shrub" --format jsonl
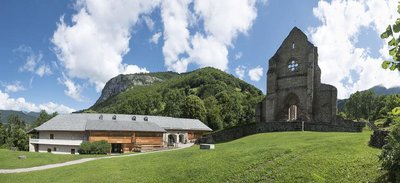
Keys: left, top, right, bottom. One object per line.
{"left": 78, "top": 140, "right": 110, "bottom": 154}
{"left": 379, "top": 121, "right": 400, "bottom": 182}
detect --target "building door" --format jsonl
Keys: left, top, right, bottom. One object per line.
{"left": 288, "top": 105, "right": 297, "bottom": 121}
{"left": 179, "top": 134, "right": 185, "bottom": 143}
{"left": 111, "top": 144, "right": 122, "bottom": 153}
{"left": 168, "top": 134, "right": 175, "bottom": 146}
{"left": 71, "top": 149, "right": 75, "bottom": 154}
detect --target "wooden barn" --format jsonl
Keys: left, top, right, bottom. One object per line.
{"left": 28, "top": 113, "right": 212, "bottom": 154}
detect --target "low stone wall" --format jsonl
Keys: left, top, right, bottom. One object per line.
{"left": 369, "top": 130, "right": 389, "bottom": 148}
{"left": 199, "top": 121, "right": 365, "bottom": 144}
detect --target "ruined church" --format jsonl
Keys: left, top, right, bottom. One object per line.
{"left": 200, "top": 27, "right": 364, "bottom": 144}
{"left": 256, "top": 27, "right": 337, "bottom": 123}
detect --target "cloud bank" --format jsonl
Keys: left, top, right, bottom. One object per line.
{"left": 310, "top": 0, "right": 400, "bottom": 99}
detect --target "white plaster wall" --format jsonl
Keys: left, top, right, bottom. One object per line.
{"left": 165, "top": 131, "right": 188, "bottom": 144}
{"left": 39, "top": 131, "right": 84, "bottom": 140}
{"left": 38, "top": 144, "right": 80, "bottom": 154}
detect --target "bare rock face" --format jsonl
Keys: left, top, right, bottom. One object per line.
{"left": 95, "top": 74, "right": 163, "bottom": 105}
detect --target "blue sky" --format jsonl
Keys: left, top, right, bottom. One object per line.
{"left": 0, "top": 0, "right": 399, "bottom": 113}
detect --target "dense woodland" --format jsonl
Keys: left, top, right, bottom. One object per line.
{"left": 0, "top": 111, "right": 57, "bottom": 151}
{"left": 89, "top": 67, "right": 265, "bottom": 131}
{"left": 340, "top": 90, "right": 400, "bottom": 128}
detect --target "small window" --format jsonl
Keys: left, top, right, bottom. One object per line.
{"left": 112, "top": 115, "right": 117, "bottom": 120}
{"left": 50, "top": 134, "right": 54, "bottom": 139}
{"left": 144, "top": 117, "right": 148, "bottom": 121}
{"left": 292, "top": 42, "right": 295, "bottom": 49}
{"left": 132, "top": 116, "right": 136, "bottom": 121}
{"left": 53, "top": 147, "right": 57, "bottom": 151}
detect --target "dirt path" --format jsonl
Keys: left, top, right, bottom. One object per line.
{"left": 0, "top": 144, "right": 193, "bottom": 174}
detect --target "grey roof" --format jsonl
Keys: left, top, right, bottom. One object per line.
{"left": 35, "top": 114, "right": 88, "bottom": 131}
{"left": 85, "top": 120, "right": 165, "bottom": 132}
{"left": 34, "top": 113, "right": 212, "bottom": 132}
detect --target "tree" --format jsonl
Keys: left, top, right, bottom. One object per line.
{"left": 182, "top": 95, "right": 206, "bottom": 122}
{"left": 344, "top": 91, "right": 377, "bottom": 121}
{"left": 4, "top": 114, "right": 28, "bottom": 151}
{"left": 31, "top": 110, "right": 57, "bottom": 129}
{"left": 379, "top": 117, "right": 400, "bottom": 182}
{"left": 162, "top": 89, "right": 185, "bottom": 117}
{"left": 216, "top": 91, "right": 244, "bottom": 128}
{"left": 0, "top": 123, "right": 5, "bottom": 147}
{"left": 380, "top": 2, "right": 400, "bottom": 71}
{"left": 204, "top": 97, "right": 223, "bottom": 130}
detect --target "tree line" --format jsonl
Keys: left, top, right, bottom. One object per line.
{"left": 0, "top": 110, "right": 57, "bottom": 151}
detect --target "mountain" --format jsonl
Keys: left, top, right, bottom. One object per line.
{"left": 0, "top": 110, "right": 39, "bottom": 124}
{"left": 95, "top": 71, "right": 180, "bottom": 105}
{"left": 89, "top": 67, "right": 265, "bottom": 130}
{"left": 368, "top": 85, "right": 400, "bottom": 95}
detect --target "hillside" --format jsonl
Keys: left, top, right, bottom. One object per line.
{"left": 0, "top": 131, "right": 382, "bottom": 182}
{"left": 95, "top": 71, "right": 180, "bottom": 105}
{"left": 90, "top": 67, "right": 265, "bottom": 130}
{"left": 0, "top": 110, "right": 39, "bottom": 124}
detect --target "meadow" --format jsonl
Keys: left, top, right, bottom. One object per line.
{"left": 0, "top": 131, "right": 382, "bottom": 182}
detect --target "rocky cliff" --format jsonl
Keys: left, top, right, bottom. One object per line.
{"left": 95, "top": 74, "right": 163, "bottom": 104}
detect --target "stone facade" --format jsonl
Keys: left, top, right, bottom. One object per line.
{"left": 256, "top": 27, "right": 337, "bottom": 123}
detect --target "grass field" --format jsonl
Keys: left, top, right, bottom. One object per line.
{"left": 0, "top": 149, "right": 102, "bottom": 169}
{"left": 0, "top": 131, "right": 382, "bottom": 182}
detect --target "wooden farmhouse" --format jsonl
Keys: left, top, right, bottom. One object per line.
{"left": 28, "top": 113, "right": 212, "bottom": 154}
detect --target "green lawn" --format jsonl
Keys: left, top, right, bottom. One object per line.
{"left": 0, "top": 131, "right": 382, "bottom": 182}
{"left": 0, "top": 149, "right": 102, "bottom": 169}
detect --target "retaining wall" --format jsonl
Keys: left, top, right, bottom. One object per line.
{"left": 199, "top": 121, "right": 365, "bottom": 144}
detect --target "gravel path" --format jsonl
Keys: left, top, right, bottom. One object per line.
{"left": 0, "top": 143, "right": 193, "bottom": 174}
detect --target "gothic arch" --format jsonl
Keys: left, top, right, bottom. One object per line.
{"left": 284, "top": 93, "right": 300, "bottom": 121}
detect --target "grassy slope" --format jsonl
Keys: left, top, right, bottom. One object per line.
{"left": 0, "top": 149, "right": 101, "bottom": 169}
{"left": 0, "top": 131, "right": 381, "bottom": 182}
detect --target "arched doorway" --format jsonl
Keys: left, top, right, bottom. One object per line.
{"left": 168, "top": 134, "right": 176, "bottom": 146}
{"left": 284, "top": 93, "right": 300, "bottom": 121}
{"left": 179, "top": 134, "right": 185, "bottom": 143}
{"left": 288, "top": 105, "right": 297, "bottom": 121}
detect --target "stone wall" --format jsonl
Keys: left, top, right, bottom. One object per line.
{"left": 198, "top": 121, "right": 365, "bottom": 144}
{"left": 369, "top": 130, "right": 389, "bottom": 148}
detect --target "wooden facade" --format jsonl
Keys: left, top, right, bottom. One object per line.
{"left": 88, "top": 131, "right": 164, "bottom": 152}
{"left": 188, "top": 131, "right": 204, "bottom": 141}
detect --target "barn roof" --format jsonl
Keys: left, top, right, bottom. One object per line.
{"left": 33, "top": 113, "right": 212, "bottom": 132}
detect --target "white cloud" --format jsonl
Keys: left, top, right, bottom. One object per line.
{"left": 15, "top": 45, "right": 53, "bottom": 77}
{"left": 193, "top": 0, "right": 257, "bottom": 46}
{"left": 143, "top": 16, "right": 155, "bottom": 30}
{"left": 235, "top": 52, "right": 243, "bottom": 60}
{"left": 310, "top": 0, "right": 400, "bottom": 99}
{"left": 161, "top": 0, "right": 192, "bottom": 73}
{"left": 122, "top": 64, "right": 149, "bottom": 74}
{"left": 248, "top": 65, "right": 263, "bottom": 81}
{"left": 161, "top": 0, "right": 258, "bottom": 73}
{"left": 149, "top": 32, "right": 162, "bottom": 44}
{"left": 3, "top": 81, "right": 25, "bottom": 93}
{"left": 52, "top": 0, "right": 157, "bottom": 92}
{"left": 35, "top": 65, "right": 53, "bottom": 77}
{"left": 58, "top": 75, "right": 83, "bottom": 102}
{"left": 235, "top": 65, "right": 246, "bottom": 79}
{"left": 0, "top": 90, "right": 75, "bottom": 114}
